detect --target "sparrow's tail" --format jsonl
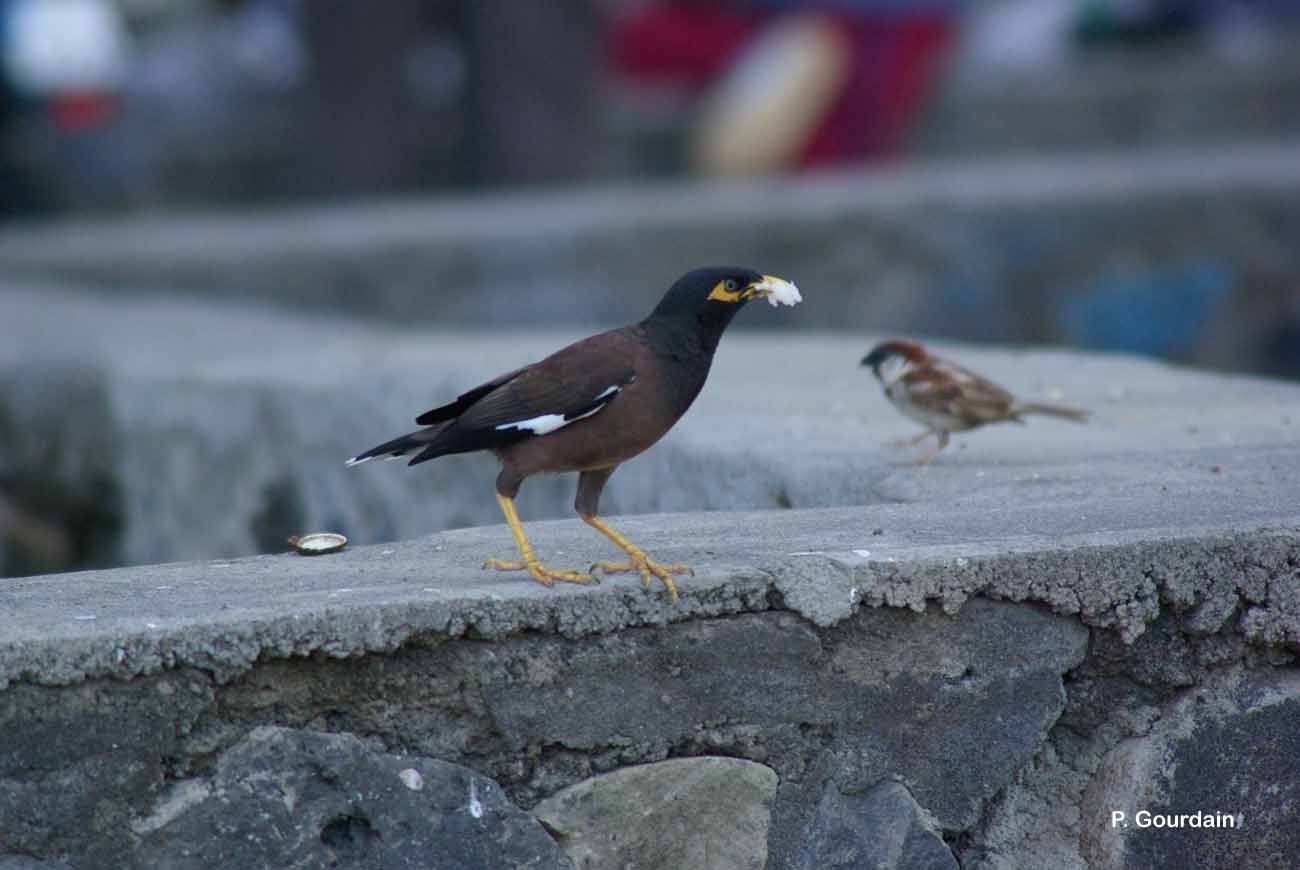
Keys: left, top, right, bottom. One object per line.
{"left": 1014, "top": 402, "right": 1089, "bottom": 423}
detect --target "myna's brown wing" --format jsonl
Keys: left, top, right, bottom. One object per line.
{"left": 448, "top": 331, "right": 637, "bottom": 438}
{"left": 415, "top": 366, "right": 528, "bottom": 425}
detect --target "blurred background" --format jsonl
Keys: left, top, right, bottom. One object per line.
{"left": 2, "top": 0, "right": 1300, "bottom": 577}
{"left": 2, "top": 0, "right": 1298, "bottom": 365}
{"left": 3, "top": 0, "right": 1299, "bottom": 206}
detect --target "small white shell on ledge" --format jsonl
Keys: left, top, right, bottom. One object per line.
{"left": 289, "top": 532, "right": 348, "bottom": 556}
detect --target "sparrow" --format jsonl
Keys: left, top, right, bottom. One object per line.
{"left": 861, "top": 339, "right": 1088, "bottom": 464}
{"left": 348, "top": 267, "right": 802, "bottom": 602}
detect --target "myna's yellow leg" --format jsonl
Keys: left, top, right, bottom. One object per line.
{"left": 580, "top": 514, "right": 690, "bottom": 603}
{"left": 483, "top": 493, "right": 595, "bottom": 587}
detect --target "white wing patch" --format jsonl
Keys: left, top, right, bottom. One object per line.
{"left": 345, "top": 450, "right": 408, "bottom": 466}
{"left": 494, "top": 384, "right": 623, "bottom": 436}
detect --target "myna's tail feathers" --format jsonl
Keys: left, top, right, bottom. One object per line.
{"left": 346, "top": 427, "right": 444, "bottom": 467}
{"left": 1014, "top": 402, "right": 1090, "bottom": 423}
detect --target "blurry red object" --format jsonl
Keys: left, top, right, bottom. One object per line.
{"left": 609, "top": 3, "right": 953, "bottom": 168}
{"left": 51, "top": 92, "right": 117, "bottom": 132}
{"left": 608, "top": 4, "right": 762, "bottom": 86}
{"left": 802, "top": 13, "right": 953, "bottom": 165}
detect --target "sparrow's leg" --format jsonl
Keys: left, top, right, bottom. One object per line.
{"left": 483, "top": 492, "right": 596, "bottom": 586}
{"left": 913, "top": 430, "right": 950, "bottom": 466}
{"left": 887, "top": 430, "right": 935, "bottom": 448}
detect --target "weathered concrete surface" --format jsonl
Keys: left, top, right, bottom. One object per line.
{"left": 132, "top": 726, "right": 572, "bottom": 870}
{"left": 4, "top": 282, "right": 1300, "bottom": 580}
{"left": 533, "top": 757, "right": 777, "bottom": 870}
{"left": 0, "top": 143, "right": 1297, "bottom": 373}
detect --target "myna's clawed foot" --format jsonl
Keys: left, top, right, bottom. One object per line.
{"left": 483, "top": 557, "right": 596, "bottom": 587}
{"left": 592, "top": 556, "right": 690, "bottom": 602}
{"left": 484, "top": 494, "right": 596, "bottom": 589}
{"left": 581, "top": 513, "right": 687, "bottom": 603}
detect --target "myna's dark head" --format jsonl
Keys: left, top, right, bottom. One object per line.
{"left": 651, "top": 266, "right": 802, "bottom": 323}
{"left": 861, "top": 340, "right": 926, "bottom": 380}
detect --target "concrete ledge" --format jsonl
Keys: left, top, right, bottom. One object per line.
{"left": 3, "top": 508, "right": 1298, "bottom": 691}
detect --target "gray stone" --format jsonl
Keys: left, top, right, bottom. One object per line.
{"left": 0, "top": 671, "right": 213, "bottom": 865}
{"left": 1081, "top": 668, "right": 1300, "bottom": 870}
{"left": 132, "top": 726, "right": 572, "bottom": 870}
{"left": 829, "top": 603, "right": 1088, "bottom": 829}
{"left": 965, "top": 608, "right": 1297, "bottom": 870}
{"left": 532, "top": 757, "right": 777, "bottom": 870}
{"left": 478, "top": 600, "right": 1085, "bottom": 832}
{"left": 959, "top": 742, "right": 1091, "bottom": 870}
{"left": 0, "top": 858, "right": 70, "bottom": 870}
{"left": 763, "top": 601, "right": 1089, "bottom": 868}
{"left": 794, "top": 780, "right": 955, "bottom": 870}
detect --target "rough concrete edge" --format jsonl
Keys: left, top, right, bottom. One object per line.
{"left": 2, "top": 520, "right": 1297, "bottom": 691}
{"left": 768, "top": 521, "right": 1300, "bottom": 641}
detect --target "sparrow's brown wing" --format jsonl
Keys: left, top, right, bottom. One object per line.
{"left": 904, "top": 360, "right": 1018, "bottom": 426}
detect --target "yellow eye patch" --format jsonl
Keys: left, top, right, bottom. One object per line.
{"left": 707, "top": 280, "right": 750, "bottom": 303}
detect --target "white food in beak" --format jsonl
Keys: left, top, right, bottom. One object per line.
{"left": 753, "top": 276, "right": 803, "bottom": 308}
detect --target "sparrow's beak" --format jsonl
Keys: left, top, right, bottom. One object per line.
{"left": 746, "top": 275, "right": 802, "bottom": 308}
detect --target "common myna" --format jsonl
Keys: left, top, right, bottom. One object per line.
{"left": 861, "top": 339, "right": 1088, "bottom": 465}
{"left": 349, "top": 266, "right": 802, "bottom": 601}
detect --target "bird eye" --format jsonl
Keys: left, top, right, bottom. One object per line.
{"left": 724, "top": 279, "right": 738, "bottom": 291}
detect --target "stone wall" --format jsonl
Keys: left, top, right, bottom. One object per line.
{"left": 2, "top": 510, "right": 1298, "bottom": 868}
